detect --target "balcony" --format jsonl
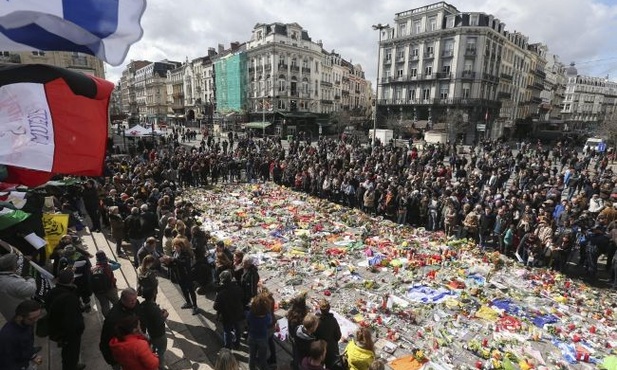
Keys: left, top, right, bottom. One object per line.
{"left": 321, "top": 99, "right": 333, "bottom": 104}
{"left": 410, "top": 54, "right": 420, "bottom": 61}
{"left": 423, "top": 52, "right": 435, "bottom": 59}
{"left": 321, "top": 80, "right": 333, "bottom": 87}
{"left": 335, "top": 95, "right": 341, "bottom": 100}
{"left": 396, "top": 55, "right": 406, "bottom": 63}
{"left": 460, "top": 71, "right": 476, "bottom": 79}
{"left": 302, "top": 67, "right": 311, "bottom": 75}
{"left": 530, "top": 96, "right": 543, "bottom": 104}
{"left": 278, "top": 64, "right": 288, "bottom": 71}
{"left": 441, "top": 50, "right": 454, "bottom": 58}
{"left": 290, "top": 65, "right": 300, "bottom": 73}
{"left": 464, "top": 47, "right": 477, "bottom": 57}
{"left": 498, "top": 92, "right": 511, "bottom": 99}
{"left": 264, "top": 64, "right": 272, "bottom": 72}
{"left": 384, "top": 58, "right": 392, "bottom": 65}
{"left": 500, "top": 73, "right": 513, "bottom": 81}
{"left": 436, "top": 72, "right": 452, "bottom": 79}
{"left": 534, "top": 69, "right": 546, "bottom": 78}
{"left": 533, "top": 82, "right": 544, "bottom": 90}
{"left": 419, "top": 73, "right": 435, "bottom": 80}
{"left": 173, "top": 92, "right": 184, "bottom": 98}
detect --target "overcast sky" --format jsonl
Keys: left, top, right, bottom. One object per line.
{"left": 106, "top": 0, "right": 617, "bottom": 86}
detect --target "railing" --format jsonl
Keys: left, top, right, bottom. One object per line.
{"left": 264, "top": 64, "right": 272, "bottom": 72}
{"left": 498, "top": 92, "right": 511, "bottom": 99}
{"left": 424, "top": 53, "right": 435, "bottom": 59}
{"left": 321, "top": 99, "right": 333, "bottom": 104}
{"left": 302, "top": 67, "right": 311, "bottom": 74}
{"left": 278, "top": 64, "right": 288, "bottom": 71}
{"left": 461, "top": 71, "right": 476, "bottom": 78}
{"left": 321, "top": 80, "right": 333, "bottom": 87}
{"left": 464, "top": 48, "right": 476, "bottom": 56}
{"left": 436, "top": 72, "right": 452, "bottom": 79}
{"left": 290, "top": 65, "right": 300, "bottom": 72}
{"left": 441, "top": 50, "right": 454, "bottom": 57}
{"left": 500, "top": 73, "right": 513, "bottom": 81}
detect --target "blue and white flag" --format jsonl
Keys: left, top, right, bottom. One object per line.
{"left": 0, "top": 0, "right": 146, "bottom": 66}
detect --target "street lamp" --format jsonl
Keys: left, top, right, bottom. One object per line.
{"left": 372, "top": 23, "right": 389, "bottom": 147}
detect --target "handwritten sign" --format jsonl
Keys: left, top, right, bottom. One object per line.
{"left": 42, "top": 213, "right": 68, "bottom": 256}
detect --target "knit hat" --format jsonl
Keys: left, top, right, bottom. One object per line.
{"left": 57, "top": 269, "right": 74, "bottom": 285}
{"left": 63, "top": 245, "right": 76, "bottom": 256}
{"left": 0, "top": 253, "right": 18, "bottom": 272}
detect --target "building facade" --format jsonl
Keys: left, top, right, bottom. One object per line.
{"left": 561, "top": 63, "right": 617, "bottom": 133}
{"left": 133, "top": 60, "right": 180, "bottom": 126}
{"left": 0, "top": 50, "right": 105, "bottom": 78}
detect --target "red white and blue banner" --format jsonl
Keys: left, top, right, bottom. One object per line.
{"left": 0, "top": 64, "right": 114, "bottom": 186}
{"left": 0, "top": 0, "right": 147, "bottom": 66}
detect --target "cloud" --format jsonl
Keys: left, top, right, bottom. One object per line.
{"left": 106, "top": 0, "right": 617, "bottom": 84}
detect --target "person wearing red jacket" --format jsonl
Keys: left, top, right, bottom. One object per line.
{"left": 109, "top": 316, "right": 159, "bottom": 370}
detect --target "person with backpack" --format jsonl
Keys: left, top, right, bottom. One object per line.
{"left": 137, "top": 255, "right": 159, "bottom": 298}
{"left": 91, "top": 251, "right": 120, "bottom": 317}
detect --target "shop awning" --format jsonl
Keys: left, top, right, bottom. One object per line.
{"left": 245, "top": 121, "right": 272, "bottom": 129}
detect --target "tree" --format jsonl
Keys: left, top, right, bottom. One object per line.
{"left": 595, "top": 111, "right": 617, "bottom": 150}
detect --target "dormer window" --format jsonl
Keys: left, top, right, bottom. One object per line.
{"left": 291, "top": 31, "right": 298, "bottom": 40}
{"left": 257, "top": 31, "right": 263, "bottom": 40}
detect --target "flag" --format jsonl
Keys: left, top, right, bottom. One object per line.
{"left": 0, "top": 64, "right": 113, "bottom": 187}
{"left": 42, "top": 213, "right": 68, "bottom": 256}
{"left": 0, "top": 0, "right": 146, "bottom": 66}
{"left": 0, "top": 208, "right": 31, "bottom": 231}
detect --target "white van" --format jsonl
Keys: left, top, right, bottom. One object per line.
{"left": 583, "top": 137, "right": 605, "bottom": 152}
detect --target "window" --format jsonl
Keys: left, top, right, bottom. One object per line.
{"left": 464, "top": 61, "right": 473, "bottom": 71}
{"left": 257, "top": 31, "right": 263, "bottom": 40}
{"left": 399, "top": 23, "right": 406, "bottom": 36}
{"left": 440, "top": 85, "right": 448, "bottom": 99}
{"left": 278, "top": 78, "right": 286, "bottom": 92}
{"left": 424, "top": 66, "right": 432, "bottom": 76}
{"left": 411, "top": 47, "right": 419, "bottom": 58}
{"left": 279, "top": 55, "right": 285, "bottom": 65}
{"left": 408, "top": 89, "right": 416, "bottom": 100}
{"left": 470, "top": 15, "right": 479, "bottom": 26}
{"left": 410, "top": 68, "right": 417, "bottom": 77}
{"left": 397, "top": 69, "right": 404, "bottom": 77}
{"left": 462, "top": 83, "right": 471, "bottom": 98}
{"left": 446, "top": 17, "right": 455, "bottom": 28}
{"left": 423, "top": 88, "right": 430, "bottom": 100}
{"left": 426, "top": 45, "right": 434, "bottom": 56}
{"left": 31, "top": 51, "right": 45, "bottom": 56}
{"left": 442, "top": 65, "right": 451, "bottom": 74}
{"left": 291, "top": 58, "right": 297, "bottom": 67}
{"left": 302, "top": 59, "right": 309, "bottom": 68}
{"left": 466, "top": 38, "right": 477, "bottom": 51}
{"left": 414, "top": 20, "right": 422, "bottom": 34}
{"left": 429, "top": 17, "right": 437, "bottom": 31}
{"left": 385, "top": 48, "right": 392, "bottom": 61}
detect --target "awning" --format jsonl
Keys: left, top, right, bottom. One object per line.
{"left": 245, "top": 121, "right": 272, "bottom": 129}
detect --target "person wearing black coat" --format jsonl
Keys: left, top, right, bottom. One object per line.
{"left": 99, "top": 288, "right": 142, "bottom": 367}
{"left": 213, "top": 270, "right": 244, "bottom": 349}
{"left": 240, "top": 255, "right": 260, "bottom": 308}
{"left": 313, "top": 300, "right": 342, "bottom": 370}
{"left": 140, "top": 288, "right": 168, "bottom": 369}
{"left": 45, "top": 269, "right": 85, "bottom": 370}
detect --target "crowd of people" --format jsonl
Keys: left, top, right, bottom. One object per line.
{"left": 1, "top": 125, "right": 617, "bottom": 370}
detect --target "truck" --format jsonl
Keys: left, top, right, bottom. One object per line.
{"left": 368, "top": 129, "right": 394, "bottom": 145}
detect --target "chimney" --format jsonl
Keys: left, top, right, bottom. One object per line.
{"left": 317, "top": 40, "right": 323, "bottom": 48}
{"left": 231, "top": 42, "right": 240, "bottom": 51}
{"left": 218, "top": 44, "right": 224, "bottom": 54}
{"left": 208, "top": 47, "right": 217, "bottom": 57}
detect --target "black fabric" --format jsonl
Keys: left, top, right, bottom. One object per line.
{"left": 0, "top": 63, "right": 98, "bottom": 98}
